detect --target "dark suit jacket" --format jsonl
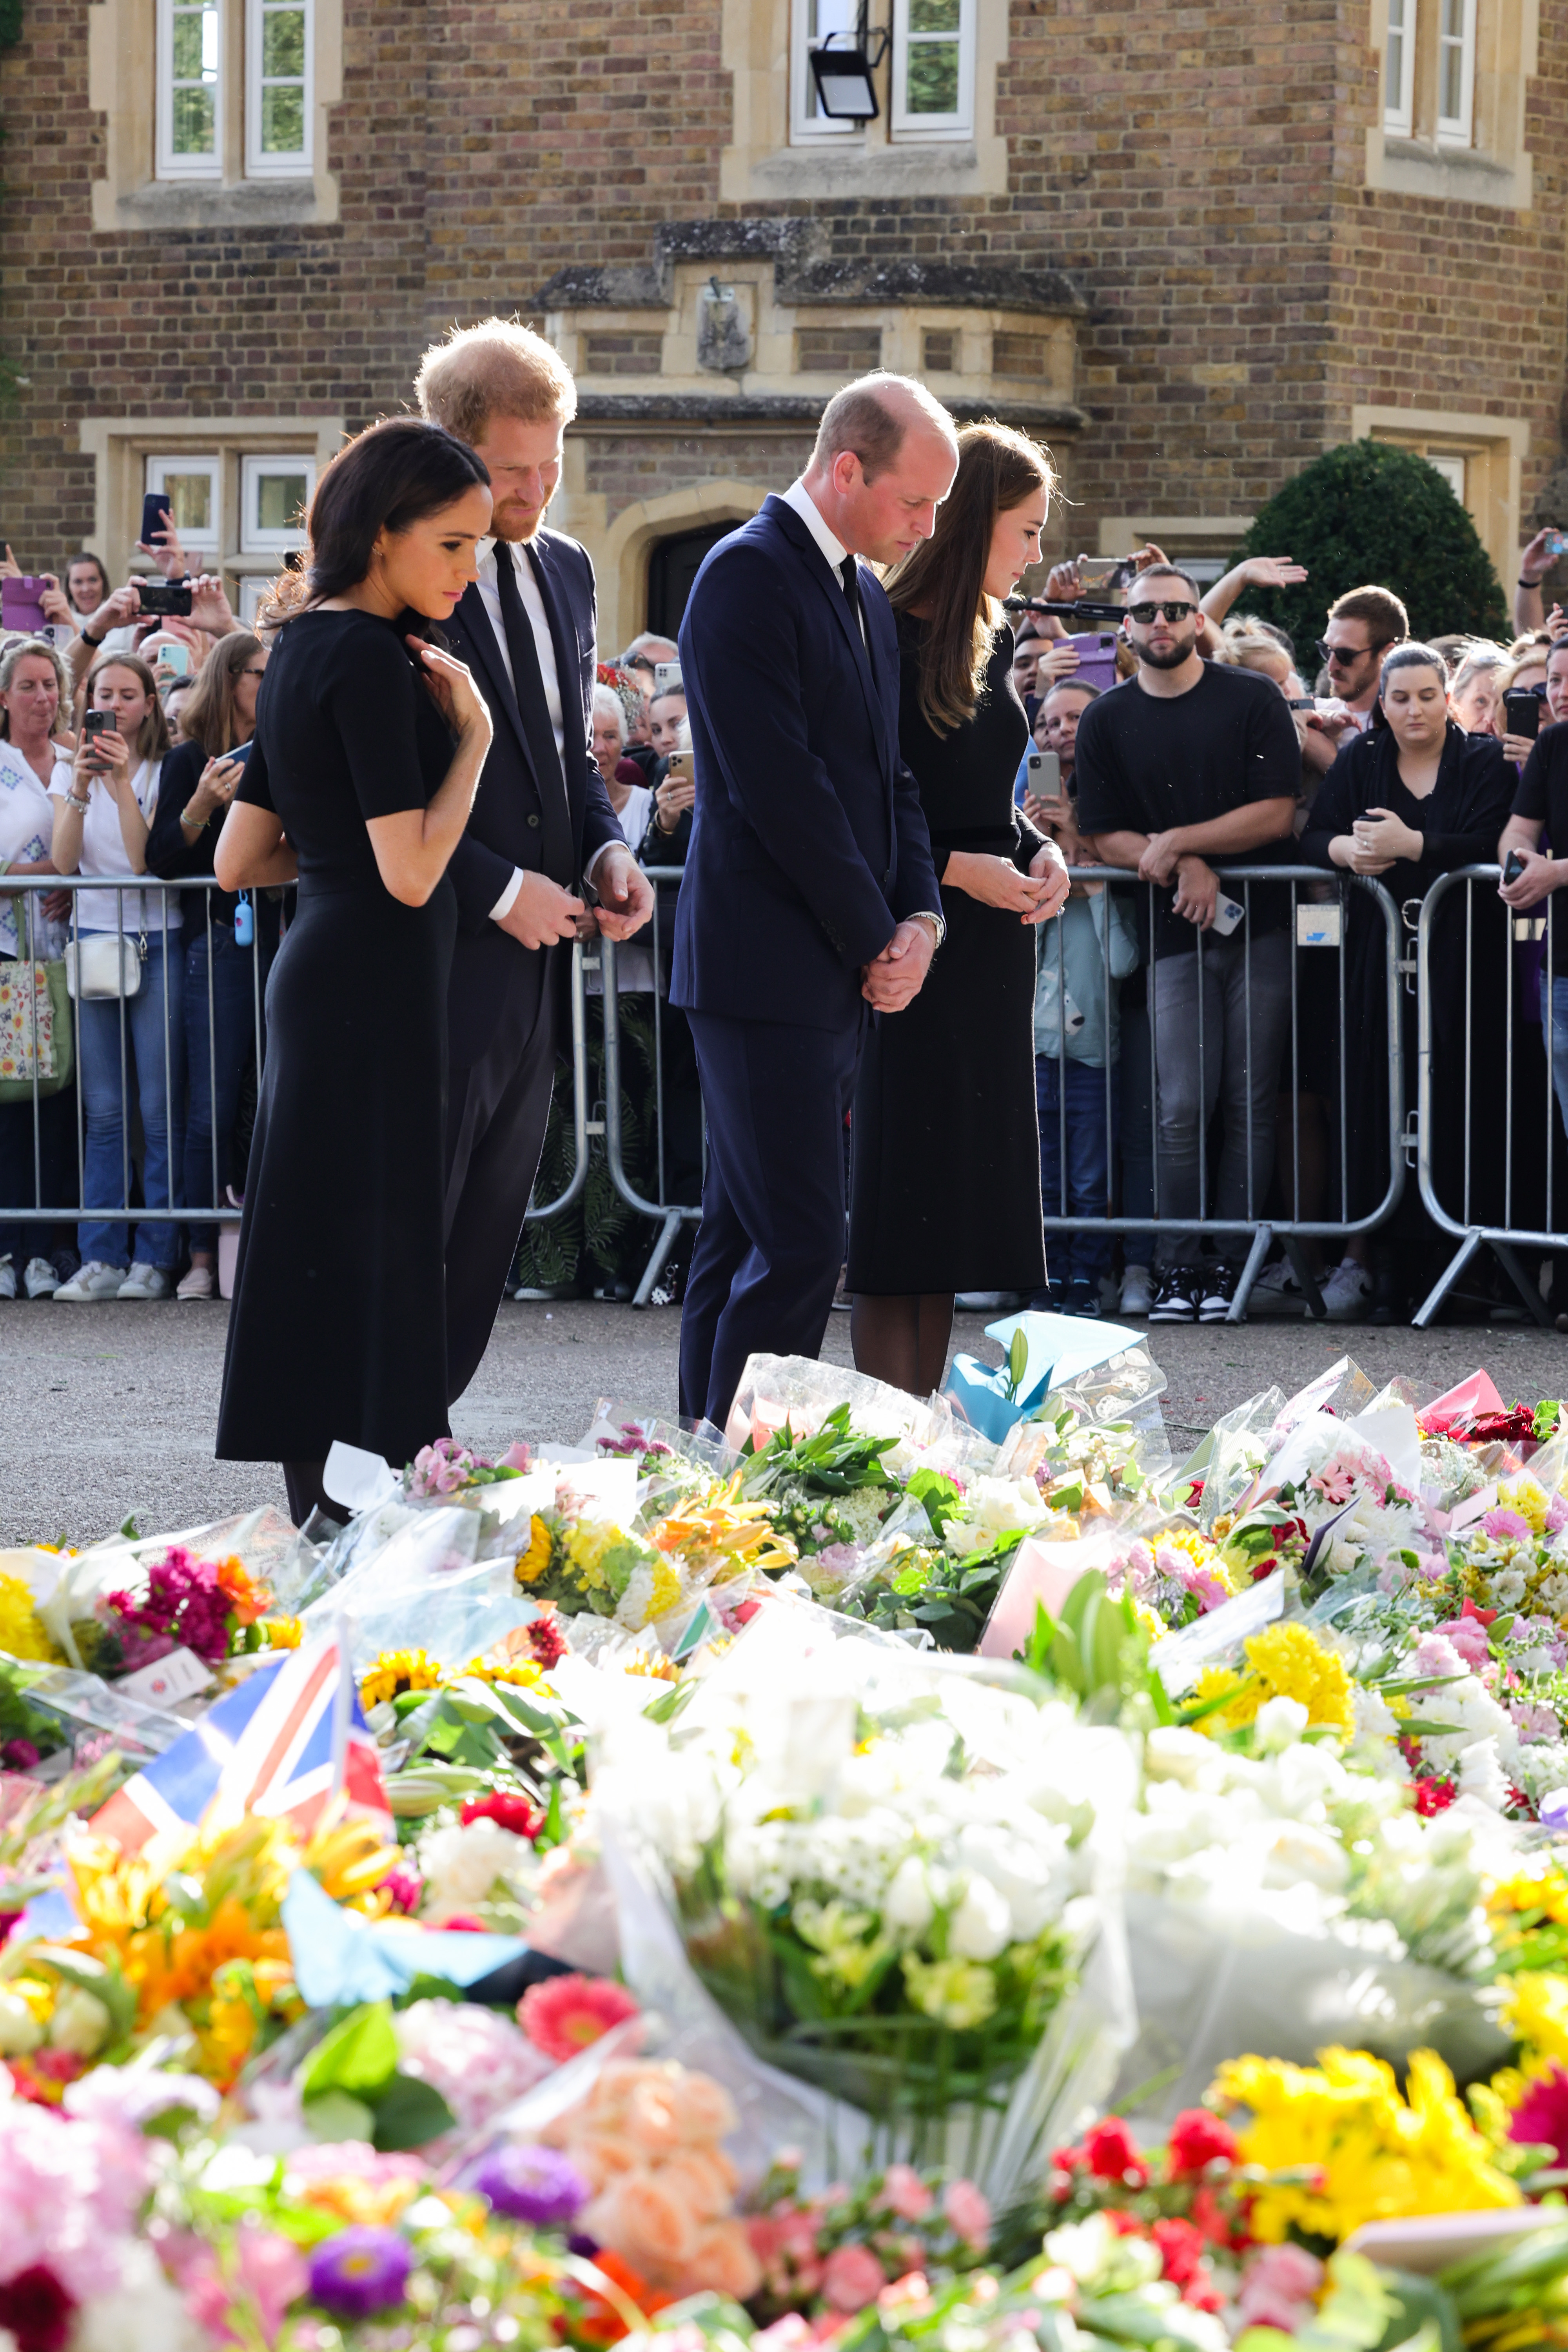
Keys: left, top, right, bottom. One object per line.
{"left": 671, "top": 494, "right": 940, "bottom": 1032}
{"left": 442, "top": 526, "right": 622, "bottom": 1067}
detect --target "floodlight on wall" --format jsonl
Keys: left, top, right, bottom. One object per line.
{"left": 808, "top": 15, "right": 889, "bottom": 121}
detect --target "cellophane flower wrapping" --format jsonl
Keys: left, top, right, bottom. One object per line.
{"left": 583, "top": 1600, "right": 1134, "bottom": 2203}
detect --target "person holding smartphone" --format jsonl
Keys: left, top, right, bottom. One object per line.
{"left": 1499, "top": 636, "right": 1568, "bottom": 1127}
{"left": 145, "top": 632, "right": 275, "bottom": 1298}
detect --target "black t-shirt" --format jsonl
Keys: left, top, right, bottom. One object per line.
{"left": 1072, "top": 662, "right": 1301, "bottom": 955}
{"left": 1512, "top": 724, "right": 1568, "bottom": 948}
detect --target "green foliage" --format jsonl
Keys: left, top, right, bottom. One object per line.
{"left": 1016, "top": 1571, "right": 1151, "bottom": 1708}
{"left": 1237, "top": 441, "right": 1509, "bottom": 653}
{"left": 299, "top": 1996, "right": 457, "bottom": 2153}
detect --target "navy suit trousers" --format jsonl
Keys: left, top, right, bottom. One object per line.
{"left": 679, "top": 1007, "right": 865, "bottom": 1429}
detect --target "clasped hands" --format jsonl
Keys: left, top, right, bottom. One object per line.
{"left": 495, "top": 847, "right": 654, "bottom": 953}
{"left": 1338, "top": 807, "right": 1423, "bottom": 876}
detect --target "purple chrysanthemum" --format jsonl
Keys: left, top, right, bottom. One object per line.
{"left": 306, "top": 2227, "right": 413, "bottom": 2318}
{"left": 472, "top": 2141, "right": 589, "bottom": 2227}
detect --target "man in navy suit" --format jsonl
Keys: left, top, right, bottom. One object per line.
{"left": 416, "top": 321, "right": 653, "bottom": 1399}
{"left": 674, "top": 374, "right": 960, "bottom": 1427}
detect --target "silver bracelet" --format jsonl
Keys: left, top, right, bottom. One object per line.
{"left": 64, "top": 791, "right": 90, "bottom": 815}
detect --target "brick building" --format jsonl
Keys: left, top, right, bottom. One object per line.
{"left": 3, "top": 0, "right": 1564, "bottom": 650}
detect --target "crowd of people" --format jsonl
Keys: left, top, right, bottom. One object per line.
{"left": 4, "top": 363, "right": 1568, "bottom": 1378}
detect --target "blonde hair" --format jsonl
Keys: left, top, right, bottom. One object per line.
{"left": 415, "top": 318, "right": 577, "bottom": 443}
{"left": 0, "top": 635, "right": 71, "bottom": 739}
{"left": 1448, "top": 641, "right": 1510, "bottom": 705}
{"left": 1212, "top": 617, "right": 1293, "bottom": 676}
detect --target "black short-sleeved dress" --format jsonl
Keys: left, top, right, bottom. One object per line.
{"left": 216, "top": 609, "right": 458, "bottom": 1468}
{"left": 848, "top": 617, "right": 1047, "bottom": 1296}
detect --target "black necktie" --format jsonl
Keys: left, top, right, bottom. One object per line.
{"left": 838, "top": 553, "right": 863, "bottom": 640}
{"left": 494, "top": 543, "right": 574, "bottom": 886}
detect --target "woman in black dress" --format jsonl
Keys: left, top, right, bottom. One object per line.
{"left": 1300, "top": 642, "right": 1514, "bottom": 1316}
{"left": 848, "top": 423, "right": 1069, "bottom": 1395}
{"left": 213, "top": 419, "right": 494, "bottom": 1525}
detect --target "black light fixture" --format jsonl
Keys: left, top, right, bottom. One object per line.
{"left": 808, "top": 7, "right": 890, "bottom": 121}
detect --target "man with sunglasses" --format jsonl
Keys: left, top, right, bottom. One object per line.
{"left": 1316, "top": 586, "right": 1408, "bottom": 731}
{"left": 1073, "top": 565, "right": 1299, "bottom": 1323}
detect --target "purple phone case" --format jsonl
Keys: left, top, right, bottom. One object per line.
{"left": 1059, "top": 632, "right": 1121, "bottom": 693}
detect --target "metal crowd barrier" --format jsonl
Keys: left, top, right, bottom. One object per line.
{"left": 1035, "top": 864, "right": 1405, "bottom": 1321}
{"left": 1413, "top": 864, "right": 1564, "bottom": 1329}
{"left": 597, "top": 866, "right": 704, "bottom": 1307}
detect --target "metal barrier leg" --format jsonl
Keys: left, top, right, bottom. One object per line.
{"left": 1490, "top": 1238, "right": 1553, "bottom": 1328}
{"left": 632, "top": 1208, "right": 686, "bottom": 1309}
{"left": 1412, "top": 1230, "right": 1483, "bottom": 1329}
{"left": 1229, "top": 1222, "right": 1272, "bottom": 1322}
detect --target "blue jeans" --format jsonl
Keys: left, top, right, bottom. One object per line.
{"left": 76, "top": 931, "right": 185, "bottom": 1269}
{"left": 1550, "top": 978, "right": 1568, "bottom": 1145}
{"left": 183, "top": 920, "right": 268, "bottom": 1217}
{"left": 1038, "top": 1054, "right": 1116, "bottom": 1283}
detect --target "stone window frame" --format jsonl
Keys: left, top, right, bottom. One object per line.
{"left": 1351, "top": 405, "right": 1530, "bottom": 586}
{"left": 1365, "top": 0, "right": 1535, "bottom": 209}
{"left": 89, "top": 0, "right": 341, "bottom": 231}
{"left": 724, "top": 0, "right": 1008, "bottom": 200}
{"left": 76, "top": 414, "right": 343, "bottom": 602}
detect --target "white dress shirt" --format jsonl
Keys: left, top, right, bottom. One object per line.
{"left": 474, "top": 534, "right": 615, "bottom": 923}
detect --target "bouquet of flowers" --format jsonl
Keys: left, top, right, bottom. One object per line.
{"left": 745, "top": 2154, "right": 991, "bottom": 2321}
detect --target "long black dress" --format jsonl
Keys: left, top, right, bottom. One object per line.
{"left": 1299, "top": 719, "right": 1514, "bottom": 1265}
{"left": 848, "top": 617, "right": 1047, "bottom": 1294}
{"left": 216, "top": 609, "right": 457, "bottom": 1467}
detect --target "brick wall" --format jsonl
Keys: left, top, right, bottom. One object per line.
{"left": 583, "top": 429, "right": 816, "bottom": 524}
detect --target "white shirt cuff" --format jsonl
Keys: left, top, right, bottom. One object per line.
{"left": 489, "top": 867, "right": 525, "bottom": 922}
{"left": 584, "top": 840, "right": 619, "bottom": 886}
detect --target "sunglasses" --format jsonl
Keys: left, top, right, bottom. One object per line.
{"left": 1126, "top": 600, "right": 1196, "bottom": 625}
{"left": 1315, "top": 638, "right": 1385, "bottom": 667}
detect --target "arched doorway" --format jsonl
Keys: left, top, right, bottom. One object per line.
{"left": 646, "top": 523, "right": 738, "bottom": 640}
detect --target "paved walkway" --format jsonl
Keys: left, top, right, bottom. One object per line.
{"left": 3, "top": 1296, "right": 1566, "bottom": 1546}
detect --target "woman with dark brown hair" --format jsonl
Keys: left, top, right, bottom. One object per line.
{"left": 145, "top": 630, "right": 273, "bottom": 1297}
{"left": 847, "top": 421, "right": 1069, "bottom": 1395}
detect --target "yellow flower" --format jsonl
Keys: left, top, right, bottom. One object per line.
{"left": 515, "top": 1514, "right": 554, "bottom": 1586}
{"left": 1214, "top": 2045, "right": 1520, "bottom": 2243}
{"left": 646, "top": 1555, "right": 684, "bottom": 1622}
{"left": 463, "top": 1653, "right": 545, "bottom": 1691}
{"left": 1500, "top": 1475, "right": 1550, "bottom": 1535}
{"left": 0, "top": 1570, "right": 61, "bottom": 1663}
{"left": 358, "top": 1648, "right": 442, "bottom": 1710}
{"left": 259, "top": 1615, "right": 302, "bottom": 1649}
{"left": 1502, "top": 1971, "right": 1568, "bottom": 2070}
{"left": 1195, "top": 1621, "right": 1353, "bottom": 1736}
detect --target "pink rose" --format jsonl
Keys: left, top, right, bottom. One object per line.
{"left": 942, "top": 2178, "right": 992, "bottom": 2247}
{"left": 686, "top": 2220, "right": 764, "bottom": 2301}
{"left": 820, "top": 2244, "right": 889, "bottom": 2314}
{"left": 1434, "top": 1615, "right": 1491, "bottom": 1670}
{"left": 1239, "top": 2244, "right": 1323, "bottom": 2316}
{"left": 583, "top": 2168, "right": 701, "bottom": 2271}
{"left": 879, "top": 2164, "right": 934, "bottom": 2223}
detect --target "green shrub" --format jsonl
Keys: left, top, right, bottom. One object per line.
{"left": 1234, "top": 440, "right": 1509, "bottom": 657}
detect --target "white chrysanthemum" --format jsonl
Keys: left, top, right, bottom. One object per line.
{"left": 417, "top": 1815, "right": 531, "bottom": 1919}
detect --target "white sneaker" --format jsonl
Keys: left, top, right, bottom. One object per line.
{"left": 1322, "top": 1259, "right": 1372, "bottom": 1322}
{"left": 0, "top": 1258, "right": 15, "bottom": 1301}
{"left": 54, "top": 1259, "right": 126, "bottom": 1302}
{"left": 1118, "top": 1264, "right": 1154, "bottom": 1318}
{"left": 118, "top": 1262, "right": 173, "bottom": 1300}
{"left": 23, "top": 1257, "right": 59, "bottom": 1298}
{"left": 955, "top": 1290, "right": 1025, "bottom": 1312}
{"left": 1249, "top": 1259, "right": 1307, "bottom": 1317}
{"left": 176, "top": 1263, "right": 215, "bottom": 1300}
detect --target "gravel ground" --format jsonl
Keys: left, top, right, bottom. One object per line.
{"left": 4, "top": 1294, "right": 1566, "bottom": 1546}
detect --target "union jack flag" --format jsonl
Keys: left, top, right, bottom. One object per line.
{"left": 91, "top": 1630, "right": 390, "bottom": 1856}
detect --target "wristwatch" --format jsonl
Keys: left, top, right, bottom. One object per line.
{"left": 81, "top": 630, "right": 104, "bottom": 648}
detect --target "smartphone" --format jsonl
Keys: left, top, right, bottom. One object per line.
{"left": 1058, "top": 631, "right": 1121, "bottom": 691}
{"left": 1210, "top": 893, "right": 1247, "bottom": 936}
{"left": 1, "top": 576, "right": 48, "bottom": 634}
{"left": 82, "top": 710, "right": 118, "bottom": 769}
{"left": 137, "top": 578, "right": 192, "bottom": 616}
{"left": 1026, "top": 749, "right": 1062, "bottom": 800}
{"left": 1287, "top": 696, "right": 1316, "bottom": 710}
{"left": 140, "top": 492, "right": 174, "bottom": 549}
{"left": 664, "top": 750, "right": 693, "bottom": 784}
{"left": 652, "top": 661, "right": 683, "bottom": 698}
{"left": 1505, "top": 690, "right": 1543, "bottom": 742}
{"left": 1546, "top": 529, "right": 1568, "bottom": 560}
{"left": 1504, "top": 848, "right": 1529, "bottom": 885}
{"left": 159, "top": 642, "right": 191, "bottom": 677}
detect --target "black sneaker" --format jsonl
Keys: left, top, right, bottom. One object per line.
{"left": 1063, "top": 1275, "right": 1102, "bottom": 1318}
{"left": 1199, "top": 1264, "right": 1240, "bottom": 1322}
{"left": 1149, "top": 1265, "right": 1202, "bottom": 1323}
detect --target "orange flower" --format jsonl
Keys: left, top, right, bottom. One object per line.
{"left": 216, "top": 1555, "right": 273, "bottom": 1625}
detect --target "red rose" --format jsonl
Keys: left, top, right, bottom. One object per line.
{"left": 1151, "top": 2217, "right": 1209, "bottom": 2288}
{"left": 461, "top": 1790, "right": 544, "bottom": 1839}
{"left": 1082, "top": 2116, "right": 1149, "bottom": 2186}
{"left": 1166, "top": 2108, "right": 1240, "bottom": 2178}
{"left": 0, "top": 2267, "right": 76, "bottom": 2352}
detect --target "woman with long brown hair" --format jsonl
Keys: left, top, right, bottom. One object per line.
{"left": 145, "top": 631, "right": 274, "bottom": 1297}
{"left": 847, "top": 421, "right": 1068, "bottom": 1395}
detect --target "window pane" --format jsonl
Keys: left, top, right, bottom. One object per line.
{"left": 1439, "top": 46, "right": 1462, "bottom": 116}
{"left": 256, "top": 472, "right": 309, "bottom": 532}
{"left": 160, "top": 472, "right": 213, "bottom": 534}
{"left": 262, "top": 6, "right": 307, "bottom": 76}
{"left": 171, "top": 13, "right": 210, "bottom": 77}
{"left": 170, "top": 87, "right": 217, "bottom": 155}
{"left": 1440, "top": 0, "right": 1462, "bottom": 34}
{"left": 260, "top": 85, "right": 306, "bottom": 152}
{"left": 909, "top": 0, "right": 961, "bottom": 26}
{"left": 906, "top": 39, "right": 960, "bottom": 113}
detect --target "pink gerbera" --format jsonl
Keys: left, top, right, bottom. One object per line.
{"left": 1510, "top": 2064, "right": 1568, "bottom": 2165}
{"left": 517, "top": 1972, "right": 640, "bottom": 2063}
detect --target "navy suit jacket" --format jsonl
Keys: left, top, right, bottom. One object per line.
{"left": 442, "top": 526, "right": 622, "bottom": 1067}
{"left": 671, "top": 494, "right": 940, "bottom": 1032}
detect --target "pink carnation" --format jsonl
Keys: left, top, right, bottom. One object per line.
{"left": 942, "top": 2178, "right": 991, "bottom": 2247}
{"left": 1412, "top": 1631, "right": 1467, "bottom": 1680}
{"left": 1548, "top": 1494, "right": 1568, "bottom": 1535}
{"left": 820, "top": 2244, "right": 888, "bottom": 2314}
{"left": 1434, "top": 1615, "right": 1491, "bottom": 1670}
{"left": 878, "top": 2165, "right": 933, "bottom": 2222}
{"left": 1238, "top": 2241, "right": 1323, "bottom": 2330}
